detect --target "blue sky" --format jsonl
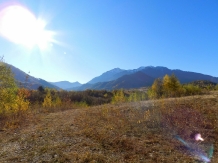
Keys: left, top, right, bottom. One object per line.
{"left": 0, "top": 0, "right": 217, "bottom": 84}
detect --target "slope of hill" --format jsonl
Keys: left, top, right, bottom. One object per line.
{"left": 50, "top": 81, "right": 81, "bottom": 90}
{"left": 7, "top": 64, "right": 59, "bottom": 90}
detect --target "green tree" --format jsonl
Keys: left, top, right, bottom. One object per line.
{"left": 38, "top": 86, "right": 45, "bottom": 93}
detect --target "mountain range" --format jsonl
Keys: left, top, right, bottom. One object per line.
{"left": 4, "top": 63, "right": 218, "bottom": 91}
{"left": 66, "top": 66, "right": 218, "bottom": 91}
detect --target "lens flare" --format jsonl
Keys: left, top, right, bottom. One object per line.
{"left": 195, "top": 133, "right": 204, "bottom": 141}
{"left": 175, "top": 135, "right": 213, "bottom": 162}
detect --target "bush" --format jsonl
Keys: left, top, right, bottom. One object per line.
{"left": 128, "top": 90, "right": 148, "bottom": 102}
{"left": 182, "top": 84, "right": 202, "bottom": 96}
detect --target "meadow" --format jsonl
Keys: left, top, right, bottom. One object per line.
{"left": 0, "top": 91, "right": 218, "bottom": 162}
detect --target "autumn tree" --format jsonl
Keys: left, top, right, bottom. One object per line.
{"left": 150, "top": 78, "right": 163, "bottom": 98}
{"left": 162, "top": 74, "right": 181, "bottom": 97}
{"left": 42, "top": 90, "right": 52, "bottom": 108}
{"left": 0, "top": 58, "right": 30, "bottom": 115}
{"left": 112, "top": 89, "right": 126, "bottom": 103}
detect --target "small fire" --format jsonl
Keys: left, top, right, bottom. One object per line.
{"left": 195, "top": 133, "right": 204, "bottom": 141}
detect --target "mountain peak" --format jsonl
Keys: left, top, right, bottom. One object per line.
{"left": 105, "top": 68, "right": 124, "bottom": 74}
{"left": 87, "top": 68, "right": 125, "bottom": 84}
{"left": 137, "top": 66, "right": 146, "bottom": 70}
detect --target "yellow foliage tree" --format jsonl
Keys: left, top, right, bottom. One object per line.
{"left": 42, "top": 90, "right": 52, "bottom": 108}
{"left": 150, "top": 78, "right": 163, "bottom": 98}
{"left": 162, "top": 75, "right": 171, "bottom": 94}
{"left": 162, "top": 74, "right": 181, "bottom": 97}
{"left": 112, "top": 89, "right": 126, "bottom": 103}
{"left": 0, "top": 59, "right": 30, "bottom": 115}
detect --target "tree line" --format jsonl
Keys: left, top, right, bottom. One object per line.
{"left": 147, "top": 74, "right": 212, "bottom": 99}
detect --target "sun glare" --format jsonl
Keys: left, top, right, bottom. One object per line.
{"left": 0, "top": 5, "right": 54, "bottom": 50}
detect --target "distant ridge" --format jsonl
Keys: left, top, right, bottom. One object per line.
{"left": 91, "top": 71, "right": 154, "bottom": 90}
{"left": 6, "top": 63, "right": 59, "bottom": 90}
{"left": 50, "top": 81, "right": 81, "bottom": 90}
{"left": 69, "top": 66, "right": 218, "bottom": 91}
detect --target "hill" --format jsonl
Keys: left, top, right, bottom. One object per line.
{"left": 7, "top": 63, "right": 59, "bottom": 90}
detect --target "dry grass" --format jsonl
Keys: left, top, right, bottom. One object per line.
{"left": 0, "top": 92, "right": 218, "bottom": 162}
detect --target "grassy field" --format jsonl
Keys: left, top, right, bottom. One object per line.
{"left": 0, "top": 91, "right": 218, "bottom": 163}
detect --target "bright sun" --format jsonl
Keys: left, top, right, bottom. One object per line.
{"left": 0, "top": 5, "right": 54, "bottom": 49}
